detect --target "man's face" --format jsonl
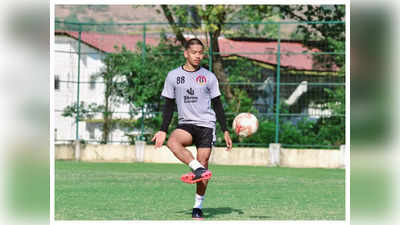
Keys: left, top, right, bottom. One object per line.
{"left": 184, "top": 44, "right": 204, "bottom": 67}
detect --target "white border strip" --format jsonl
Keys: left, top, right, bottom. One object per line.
{"left": 53, "top": 221, "right": 347, "bottom": 225}
{"left": 345, "top": 1, "right": 350, "bottom": 225}
{"left": 52, "top": 0, "right": 348, "bottom": 5}
{"left": 50, "top": 1, "right": 350, "bottom": 225}
{"left": 50, "top": 1, "right": 55, "bottom": 223}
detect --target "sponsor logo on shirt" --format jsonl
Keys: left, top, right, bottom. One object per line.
{"left": 186, "top": 88, "right": 195, "bottom": 95}
{"left": 184, "top": 88, "right": 198, "bottom": 103}
{"left": 196, "top": 75, "right": 207, "bottom": 86}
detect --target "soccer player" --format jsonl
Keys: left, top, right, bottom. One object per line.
{"left": 151, "top": 38, "right": 232, "bottom": 219}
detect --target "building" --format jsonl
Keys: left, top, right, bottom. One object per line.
{"left": 54, "top": 30, "right": 342, "bottom": 143}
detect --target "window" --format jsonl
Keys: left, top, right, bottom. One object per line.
{"left": 89, "top": 128, "right": 95, "bottom": 139}
{"left": 67, "top": 73, "right": 70, "bottom": 88}
{"left": 55, "top": 75, "right": 60, "bottom": 90}
{"left": 90, "top": 75, "right": 96, "bottom": 90}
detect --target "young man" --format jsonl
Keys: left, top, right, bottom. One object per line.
{"left": 151, "top": 38, "right": 232, "bottom": 219}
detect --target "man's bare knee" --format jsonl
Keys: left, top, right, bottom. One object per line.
{"left": 166, "top": 139, "right": 175, "bottom": 149}
{"left": 167, "top": 138, "right": 180, "bottom": 152}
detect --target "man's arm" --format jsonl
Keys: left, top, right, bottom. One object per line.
{"left": 211, "top": 96, "right": 232, "bottom": 151}
{"left": 160, "top": 97, "right": 176, "bottom": 132}
{"left": 211, "top": 96, "right": 227, "bottom": 132}
{"left": 151, "top": 97, "right": 175, "bottom": 148}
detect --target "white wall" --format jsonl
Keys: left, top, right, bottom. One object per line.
{"left": 54, "top": 35, "right": 134, "bottom": 143}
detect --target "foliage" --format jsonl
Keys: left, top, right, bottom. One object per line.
{"left": 85, "top": 118, "right": 138, "bottom": 129}
{"left": 279, "top": 5, "right": 346, "bottom": 87}
{"left": 221, "top": 57, "right": 265, "bottom": 119}
{"left": 278, "top": 87, "right": 345, "bottom": 147}
{"left": 216, "top": 85, "right": 345, "bottom": 148}
{"left": 225, "top": 5, "right": 280, "bottom": 38}
{"left": 313, "top": 87, "right": 345, "bottom": 146}
{"left": 280, "top": 5, "right": 345, "bottom": 40}
{"left": 157, "top": 5, "right": 283, "bottom": 101}
{"left": 107, "top": 40, "right": 184, "bottom": 111}
{"left": 326, "top": 37, "right": 346, "bottom": 69}
{"left": 280, "top": 5, "right": 345, "bottom": 146}
{"left": 279, "top": 5, "right": 346, "bottom": 72}
{"left": 231, "top": 119, "right": 276, "bottom": 145}
{"left": 225, "top": 57, "right": 265, "bottom": 82}
{"left": 62, "top": 102, "right": 104, "bottom": 121}
{"left": 80, "top": 40, "right": 184, "bottom": 142}
{"left": 58, "top": 5, "right": 346, "bottom": 147}
{"left": 100, "top": 40, "right": 344, "bottom": 147}
{"left": 196, "top": 5, "right": 233, "bottom": 32}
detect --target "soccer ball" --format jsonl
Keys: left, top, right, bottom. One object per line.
{"left": 232, "top": 113, "right": 259, "bottom": 137}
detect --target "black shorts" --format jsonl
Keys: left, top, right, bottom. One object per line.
{"left": 177, "top": 124, "right": 214, "bottom": 149}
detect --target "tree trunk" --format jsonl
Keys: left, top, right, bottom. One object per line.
{"left": 161, "top": 5, "right": 233, "bottom": 101}
{"left": 210, "top": 31, "right": 233, "bottom": 101}
{"left": 161, "top": 5, "right": 187, "bottom": 47}
{"left": 102, "top": 81, "right": 111, "bottom": 144}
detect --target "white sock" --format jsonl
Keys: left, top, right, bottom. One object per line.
{"left": 193, "top": 194, "right": 205, "bottom": 209}
{"left": 189, "top": 160, "right": 204, "bottom": 171}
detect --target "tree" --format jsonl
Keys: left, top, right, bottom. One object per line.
{"left": 225, "top": 5, "right": 280, "bottom": 39}
{"left": 158, "top": 5, "right": 280, "bottom": 102}
{"left": 316, "top": 87, "right": 345, "bottom": 146}
{"left": 61, "top": 39, "right": 185, "bottom": 143}
{"left": 110, "top": 40, "right": 185, "bottom": 111}
{"left": 62, "top": 52, "right": 123, "bottom": 144}
{"left": 96, "top": 51, "right": 126, "bottom": 143}
{"left": 279, "top": 5, "right": 345, "bottom": 50}
{"left": 60, "top": 5, "right": 346, "bottom": 146}
{"left": 62, "top": 102, "right": 104, "bottom": 121}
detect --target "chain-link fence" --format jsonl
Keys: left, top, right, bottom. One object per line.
{"left": 54, "top": 20, "right": 345, "bottom": 149}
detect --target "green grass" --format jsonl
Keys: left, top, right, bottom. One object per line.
{"left": 55, "top": 161, "right": 345, "bottom": 220}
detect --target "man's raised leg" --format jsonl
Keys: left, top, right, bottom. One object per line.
{"left": 166, "top": 129, "right": 195, "bottom": 165}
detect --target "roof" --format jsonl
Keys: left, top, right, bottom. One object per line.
{"left": 55, "top": 30, "right": 339, "bottom": 72}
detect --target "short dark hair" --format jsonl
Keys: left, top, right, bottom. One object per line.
{"left": 184, "top": 38, "right": 204, "bottom": 50}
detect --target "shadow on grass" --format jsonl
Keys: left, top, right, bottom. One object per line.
{"left": 249, "top": 215, "right": 272, "bottom": 219}
{"left": 177, "top": 207, "right": 245, "bottom": 219}
{"left": 176, "top": 207, "right": 273, "bottom": 219}
{"left": 203, "top": 207, "right": 245, "bottom": 218}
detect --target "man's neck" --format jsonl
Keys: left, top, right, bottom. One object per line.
{"left": 183, "top": 63, "right": 199, "bottom": 72}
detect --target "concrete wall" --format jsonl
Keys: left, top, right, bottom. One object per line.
{"left": 209, "top": 147, "right": 269, "bottom": 166}
{"left": 55, "top": 144, "right": 75, "bottom": 160}
{"left": 280, "top": 149, "right": 343, "bottom": 168}
{"left": 55, "top": 143, "right": 344, "bottom": 169}
{"left": 56, "top": 144, "right": 136, "bottom": 162}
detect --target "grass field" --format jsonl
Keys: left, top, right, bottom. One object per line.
{"left": 55, "top": 161, "right": 345, "bottom": 220}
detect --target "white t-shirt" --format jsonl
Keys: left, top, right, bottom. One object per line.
{"left": 161, "top": 66, "right": 221, "bottom": 129}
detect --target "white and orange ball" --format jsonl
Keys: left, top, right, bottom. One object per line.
{"left": 232, "top": 113, "right": 259, "bottom": 137}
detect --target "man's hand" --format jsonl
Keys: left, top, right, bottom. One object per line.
{"left": 224, "top": 131, "right": 232, "bottom": 151}
{"left": 151, "top": 131, "right": 167, "bottom": 149}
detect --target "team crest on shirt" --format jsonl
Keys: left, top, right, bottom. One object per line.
{"left": 196, "top": 75, "right": 207, "bottom": 86}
